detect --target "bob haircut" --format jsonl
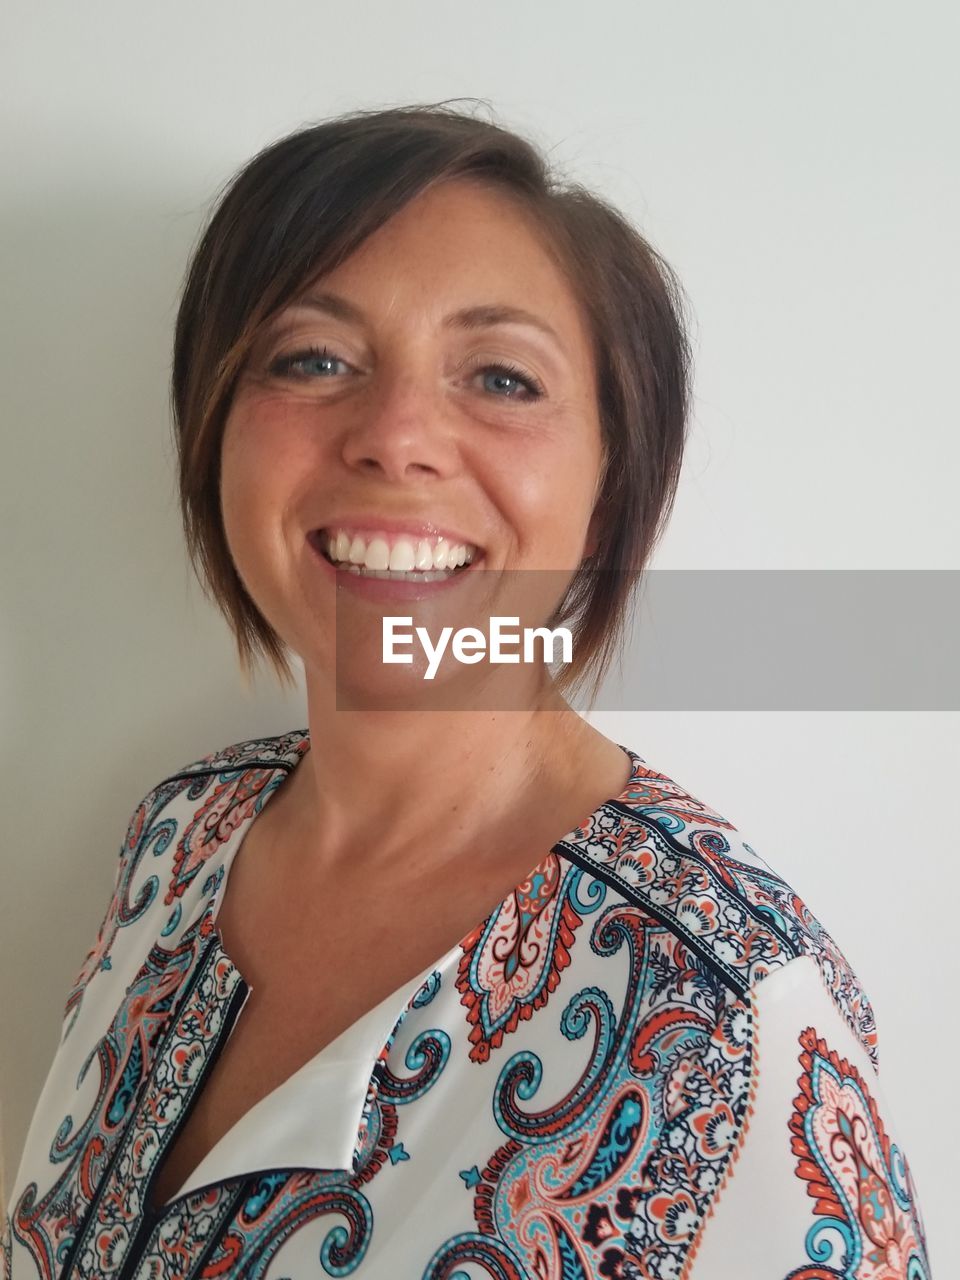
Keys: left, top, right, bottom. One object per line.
{"left": 171, "top": 100, "right": 693, "bottom": 708}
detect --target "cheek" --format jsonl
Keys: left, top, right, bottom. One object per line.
{"left": 219, "top": 425, "right": 300, "bottom": 610}
{"left": 504, "top": 441, "right": 599, "bottom": 537}
{"left": 220, "top": 409, "right": 310, "bottom": 534}
{"left": 220, "top": 424, "right": 263, "bottom": 550}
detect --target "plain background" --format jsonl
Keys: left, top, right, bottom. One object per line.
{"left": 2, "top": 2, "right": 956, "bottom": 1271}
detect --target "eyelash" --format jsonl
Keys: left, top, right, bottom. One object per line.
{"left": 267, "top": 345, "right": 546, "bottom": 400}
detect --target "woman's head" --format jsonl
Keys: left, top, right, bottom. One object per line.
{"left": 171, "top": 101, "right": 693, "bottom": 707}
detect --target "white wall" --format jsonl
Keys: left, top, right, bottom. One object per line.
{"left": 2, "top": 2, "right": 956, "bottom": 1271}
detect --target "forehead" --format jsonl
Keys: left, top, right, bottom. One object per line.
{"left": 298, "top": 178, "right": 591, "bottom": 347}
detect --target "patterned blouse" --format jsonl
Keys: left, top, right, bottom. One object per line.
{"left": 3, "top": 729, "right": 931, "bottom": 1279}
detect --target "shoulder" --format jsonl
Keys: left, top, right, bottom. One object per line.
{"left": 133, "top": 725, "right": 308, "bottom": 827}
{"left": 61, "top": 728, "right": 308, "bottom": 1038}
{"left": 555, "top": 749, "right": 879, "bottom": 1068}
{"left": 121, "top": 725, "right": 310, "bottom": 883}
{"left": 162, "top": 728, "right": 309, "bottom": 782}
{"left": 112, "top": 727, "right": 309, "bottom": 906}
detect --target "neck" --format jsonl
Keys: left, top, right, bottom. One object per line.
{"left": 277, "top": 668, "right": 601, "bottom": 875}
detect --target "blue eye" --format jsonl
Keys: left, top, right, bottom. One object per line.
{"left": 268, "top": 346, "right": 545, "bottom": 401}
{"left": 269, "top": 345, "right": 346, "bottom": 378}
{"left": 479, "top": 362, "right": 545, "bottom": 400}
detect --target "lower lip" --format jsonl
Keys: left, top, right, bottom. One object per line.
{"left": 307, "top": 531, "right": 484, "bottom": 601}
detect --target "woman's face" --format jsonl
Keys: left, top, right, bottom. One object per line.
{"left": 220, "top": 177, "right": 605, "bottom": 695}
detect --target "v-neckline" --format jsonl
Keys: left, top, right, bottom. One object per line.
{"left": 147, "top": 729, "right": 647, "bottom": 1214}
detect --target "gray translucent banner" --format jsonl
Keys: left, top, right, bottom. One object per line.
{"left": 331, "top": 569, "right": 959, "bottom": 711}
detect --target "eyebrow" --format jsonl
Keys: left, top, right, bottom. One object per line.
{"left": 285, "top": 289, "right": 565, "bottom": 352}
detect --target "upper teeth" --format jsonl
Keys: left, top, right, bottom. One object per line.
{"left": 322, "top": 528, "right": 477, "bottom": 572}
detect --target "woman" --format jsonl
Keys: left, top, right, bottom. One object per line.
{"left": 3, "top": 103, "right": 930, "bottom": 1279}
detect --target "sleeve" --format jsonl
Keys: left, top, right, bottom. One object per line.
{"left": 687, "top": 954, "right": 932, "bottom": 1278}
{"left": 1, "top": 778, "right": 169, "bottom": 1280}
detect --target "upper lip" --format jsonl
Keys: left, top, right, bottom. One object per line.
{"left": 313, "top": 516, "right": 483, "bottom": 549}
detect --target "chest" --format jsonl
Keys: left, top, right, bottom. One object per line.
{"left": 146, "top": 839, "right": 532, "bottom": 1213}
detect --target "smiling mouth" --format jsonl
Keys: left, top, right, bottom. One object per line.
{"left": 312, "top": 529, "right": 481, "bottom": 581}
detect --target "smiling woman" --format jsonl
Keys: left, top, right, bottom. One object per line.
{"left": 2, "top": 101, "right": 930, "bottom": 1280}
{"left": 217, "top": 172, "right": 625, "bottom": 712}
{"left": 170, "top": 105, "right": 692, "bottom": 711}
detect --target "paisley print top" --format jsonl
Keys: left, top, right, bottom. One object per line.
{"left": 2, "top": 728, "right": 931, "bottom": 1279}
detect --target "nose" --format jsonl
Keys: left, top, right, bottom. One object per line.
{"left": 339, "top": 365, "right": 459, "bottom": 483}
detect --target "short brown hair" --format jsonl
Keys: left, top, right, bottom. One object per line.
{"left": 171, "top": 100, "right": 693, "bottom": 707}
